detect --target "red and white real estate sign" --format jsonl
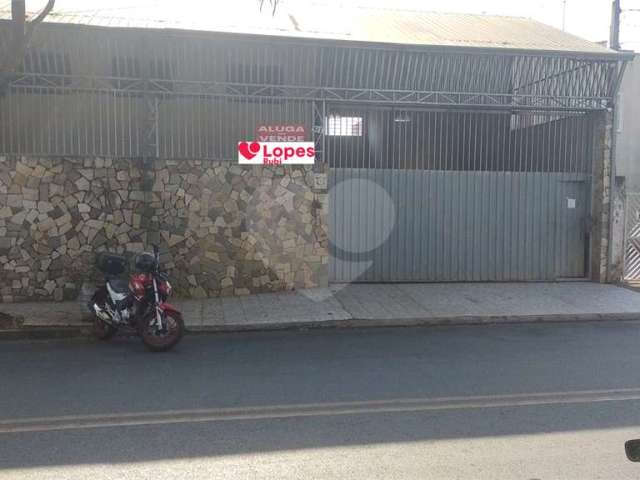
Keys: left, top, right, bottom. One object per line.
{"left": 238, "top": 141, "right": 315, "bottom": 165}
{"left": 256, "top": 124, "right": 306, "bottom": 142}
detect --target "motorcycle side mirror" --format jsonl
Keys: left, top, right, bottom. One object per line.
{"left": 626, "top": 440, "right": 640, "bottom": 462}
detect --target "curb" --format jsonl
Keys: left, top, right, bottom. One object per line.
{"left": 3, "top": 312, "right": 640, "bottom": 340}
{"left": 0, "top": 326, "right": 93, "bottom": 341}
{"left": 187, "top": 312, "right": 640, "bottom": 333}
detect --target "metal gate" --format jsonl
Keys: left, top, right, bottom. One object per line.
{"left": 623, "top": 193, "right": 640, "bottom": 283}
{"left": 328, "top": 109, "right": 595, "bottom": 283}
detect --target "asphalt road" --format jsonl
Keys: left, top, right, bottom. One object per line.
{"left": 2, "top": 321, "right": 640, "bottom": 479}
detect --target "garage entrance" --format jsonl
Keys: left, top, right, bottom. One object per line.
{"left": 328, "top": 109, "right": 597, "bottom": 283}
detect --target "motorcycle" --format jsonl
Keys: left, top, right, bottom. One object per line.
{"left": 89, "top": 245, "right": 184, "bottom": 352}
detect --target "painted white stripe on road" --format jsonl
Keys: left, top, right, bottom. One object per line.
{"left": 2, "top": 387, "right": 640, "bottom": 434}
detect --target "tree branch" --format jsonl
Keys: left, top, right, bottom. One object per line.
{"left": 1, "top": 0, "right": 56, "bottom": 91}
{"left": 258, "top": 0, "right": 279, "bottom": 15}
{"left": 28, "top": 0, "right": 56, "bottom": 28}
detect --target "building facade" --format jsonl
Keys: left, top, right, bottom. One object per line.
{"left": 0, "top": 7, "right": 629, "bottom": 301}
{"left": 614, "top": 55, "right": 640, "bottom": 283}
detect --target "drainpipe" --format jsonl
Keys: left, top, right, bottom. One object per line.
{"left": 11, "top": 1, "right": 25, "bottom": 35}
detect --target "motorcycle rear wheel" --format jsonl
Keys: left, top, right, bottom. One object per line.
{"left": 140, "top": 310, "right": 184, "bottom": 352}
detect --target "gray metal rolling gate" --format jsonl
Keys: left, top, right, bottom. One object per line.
{"left": 328, "top": 109, "right": 596, "bottom": 283}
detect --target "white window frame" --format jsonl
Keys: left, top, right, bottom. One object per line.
{"left": 324, "top": 115, "right": 364, "bottom": 136}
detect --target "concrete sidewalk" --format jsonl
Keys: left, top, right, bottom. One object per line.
{"left": 2, "top": 282, "right": 640, "bottom": 337}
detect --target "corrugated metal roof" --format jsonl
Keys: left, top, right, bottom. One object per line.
{"left": 0, "top": 2, "right": 616, "bottom": 55}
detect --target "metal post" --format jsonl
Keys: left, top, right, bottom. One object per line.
{"left": 11, "top": 1, "right": 25, "bottom": 37}
{"left": 1, "top": 1, "right": 25, "bottom": 79}
{"left": 141, "top": 34, "right": 160, "bottom": 244}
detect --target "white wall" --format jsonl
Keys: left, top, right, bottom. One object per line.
{"left": 616, "top": 55, "right": 640, "bottom": 191}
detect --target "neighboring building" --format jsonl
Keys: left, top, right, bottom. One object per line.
{"left": 0, "top": 4, "right": 630, "bottom": 301}
{"left": 617, "top": 56, "right": 640, "bottom": 190}
{"left": 614, "top": 55, "right": 640, "bottom": 282}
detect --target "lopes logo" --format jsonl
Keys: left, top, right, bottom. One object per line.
{"left": 238, "top": 141, "right": 315, "bottom": 165}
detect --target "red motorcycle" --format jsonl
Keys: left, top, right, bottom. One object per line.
{"left": 89, "top": 245, "right": 184, "bottom": 352}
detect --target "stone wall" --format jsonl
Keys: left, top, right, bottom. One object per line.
{"left": 608, "top": 176, "right": 626, "bottom": 283}
{"left": 591, "top": 110, "right": 613, "bottom": 283}
{"left": 0, "top": 156, "right": 328, "bottom": 302}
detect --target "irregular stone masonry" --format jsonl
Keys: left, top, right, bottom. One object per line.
{"left": 0, "top": 156, "right": 329, "bottom": 302}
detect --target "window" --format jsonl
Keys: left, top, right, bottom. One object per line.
{"left": 112, "top": 56, "right": 141, "bottom": 78}
{"left": 226, "top": 63, "right": 284, "bottom": 85}
{"left": 109, "top": 56, "right": 174, "bottom": 92}
{"left": 21, "top": 50, "right": 71, "bottom": 87}
{"left": 510, "top": 113, "right": 560, "bottom": 131}
{"left": 149, "top": 58, "right": 174, "bottom": 81}
{"left": 324, "top": 116, "right": 363, "bottom": 136}
{"left": 149, "top": 58, "right": 175, "bottom": 91}
{"left": 225, "top": 63, "right": 284, "bottom": 102}
{"left": 111, "top": 56, "right": 142, "bottom": 90}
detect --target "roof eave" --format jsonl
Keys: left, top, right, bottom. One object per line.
{"left": 2, "top": 18, "right": 629, "bottom": 61}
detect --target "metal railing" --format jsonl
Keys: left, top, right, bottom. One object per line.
{"left": 0, "top": 21, "right": 620, "bottom": 160}
{"left": 324, "top": 108, "right": 597, "bottom": 173}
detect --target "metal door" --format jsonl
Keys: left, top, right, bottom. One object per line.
{"left": 554, "top": 180, "right": 588, "bottom": 278}
{"left": 326, "top": 109, "right": 595, "bottom": 283}
{"left": 329, "top": 171, "right": 589, "bottom": 282}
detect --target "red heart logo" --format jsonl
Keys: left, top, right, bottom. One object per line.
{"left": 238, "top": 142, "right": 261, "bottom": 160}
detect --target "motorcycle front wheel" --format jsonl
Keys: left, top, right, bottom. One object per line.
{"left": 91, "top": 290, "right": 117, "bottom": 341}
{"left": 93, "top": 316, "right": 117, "bottom": 340}
{"left": 140, "top": 310, "right": 184, "bottom": 352}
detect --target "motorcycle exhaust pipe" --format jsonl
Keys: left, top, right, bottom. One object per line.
{"left": 93, "top": 303, "right": 114, "bottom": 323}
